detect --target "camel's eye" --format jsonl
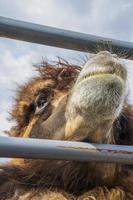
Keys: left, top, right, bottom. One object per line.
{"left": 35, "top": 88, "right": 52, "bottom": 115}
{"left": 37, "top": 94, "right": 48, "bottom": 108}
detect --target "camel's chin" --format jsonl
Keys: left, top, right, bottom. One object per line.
{"left": 67, "top": 74, "right": 126, "bottom": 122}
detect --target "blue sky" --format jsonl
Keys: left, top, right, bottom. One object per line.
{"left": 0, "top": 0, "right": 133, "bottom": 136}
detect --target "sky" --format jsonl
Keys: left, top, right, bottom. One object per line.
{"left": 0, "top": 0, "right": 133, "bottom": 138}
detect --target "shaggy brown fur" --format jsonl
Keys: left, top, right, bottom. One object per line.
{"left": 9, "top": 60, "right": 81, "bottom": 138}
{"left": 1, "top": 55, "right": 133, "bottom": 200}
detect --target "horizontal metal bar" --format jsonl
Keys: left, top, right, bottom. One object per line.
{"left": 0, "top": 16, "right": 133, "bottom": 59}
{"left": 0, "top": 136, "right": 133, "bottom": 164}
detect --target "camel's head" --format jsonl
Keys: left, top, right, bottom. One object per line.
{"left": 65, "top": 51, "right": 127, "bottom": 142}
{"left": 9, "top": 51, "right": 128, "bottom": 143}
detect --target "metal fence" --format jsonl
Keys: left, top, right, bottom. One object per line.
{"left": 0, "top": 16, "right": 133, "bottom": 164}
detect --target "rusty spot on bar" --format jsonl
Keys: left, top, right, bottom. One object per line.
{"left": 57, "top": 146, "right": 133, "bottom": 154}
{"left": 57, "top": 145, "right": 98, "bottom": 152}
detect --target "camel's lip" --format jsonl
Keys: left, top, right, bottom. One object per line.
{"left": 77, "top": 71, "right": 122, "bottom": 84}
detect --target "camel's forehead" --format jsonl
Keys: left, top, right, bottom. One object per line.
{"left": 30, "top": 79, "right": 56, "bottom": 94}
{"left": 31, "top": 78, "right": 70, "bottom": 96}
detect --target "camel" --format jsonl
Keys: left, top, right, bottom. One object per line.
{"left": 0, "top": 51, "right": 133, "bottom": 200}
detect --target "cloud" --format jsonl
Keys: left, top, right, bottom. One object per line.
{"left": 0, "top": 51, "right": 35, "bottom": 88}
{"left": 125, "top": 60, "right": 133, "bottom": 103}
{"left": 0, "top": 100, "right": 13, "bottom": 134}
{"left": 0, "top": 50, "right": 35, "bottom": 134}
